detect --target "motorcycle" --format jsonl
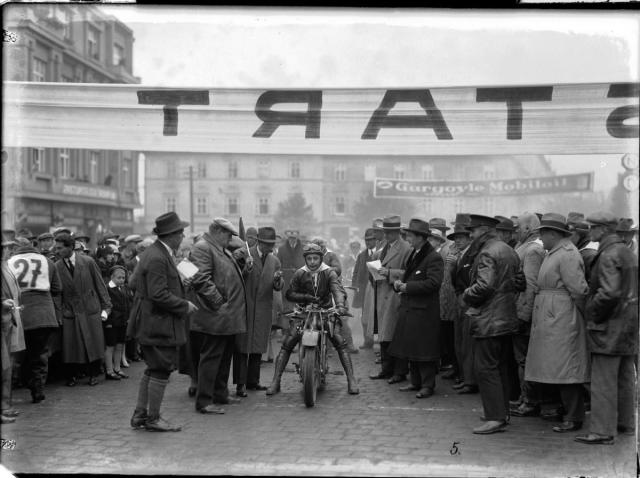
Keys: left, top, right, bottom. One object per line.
{"left": 287, "top": 304, "right": 350, "bottom": 407}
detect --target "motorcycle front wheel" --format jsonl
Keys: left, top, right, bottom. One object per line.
{"left": 302, "top": 345, "right": 319, "bottom": 407}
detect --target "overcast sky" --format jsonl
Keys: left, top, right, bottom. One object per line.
{"left": 100, "top": 7, "right": 639, "bottom": 192}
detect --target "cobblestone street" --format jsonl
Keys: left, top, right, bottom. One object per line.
{"left": 1, "top": 318, "right": 636, "bottom": 478}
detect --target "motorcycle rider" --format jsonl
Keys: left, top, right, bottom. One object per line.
{"left": 266, "top": 243, "right": 360, "bottom": 396}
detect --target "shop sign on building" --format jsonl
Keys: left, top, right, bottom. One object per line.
{"left": 374, "top": 172, "right": 593, "bottom": 199}
{"left": 62, "top": 183, "right": 118, "bottom": 201}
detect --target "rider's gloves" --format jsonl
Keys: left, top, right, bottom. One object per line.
{"left": 304, "top": 294, "right": 318, "bottom": 303}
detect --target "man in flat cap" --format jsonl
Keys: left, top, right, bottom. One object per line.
{"left": 245, "top": 227, "right": 258, "bottom": 249}
{"left": 188, "top": 217, "right": 248, "bottom": 415}
{"left": 462, "top": 214, "right": 523, "bottom": 434}
{"left": 129, "top": 212, "right": 198, "bottom": 432}
{"left": 575, "top": 212, "right": 638, "bottom": 445}
{"left": 37, "top": 233, "right": 57, "bottom": 262}
{"left": 352, "top": 229, "right": 377, "bottom": 349}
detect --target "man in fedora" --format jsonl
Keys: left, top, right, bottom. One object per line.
{"left": 389, "top": 219, "right": 444, "bottom": 398}
{"left": 129, "top": 212, "right": 198, "bottom": 432}
{"left": 447, "top": 214, "right": 475, "bottom": 389}
{"left": 615, "top": 218, "right": 637, "bottom": 254}
{"left": 245, "top": 227, "right": 258, "bottom": 249}
{"left": 233, "top": 227, "right": 284, "bottom": 397}
{"left": 567, "top": 212, "right": 599, "bottom": 283}
{"left": 510, "top": 212, "right": 545, "bottom": 418}
{"left": 369, "top": 215, "right": 412, "bottom": 384}
{"left": 188, "top": 217, "right": 247, "bottom": 415}
{"left": 352, "top": 228, "right": 377, "bottom": 349}
{"left": 575, "top": 212, "right": 638, "bottom": 445}
{"left": 277, "top": 229, "right": 305, "bottom": 315}
{"left": 463, "top": 214, "right": 522, "bottom": 434}
{"left": 525, "top": 213, "right": 589, "bottom": 434}
{"left": 495, "top": 216, "right": 518, "bottom": 249}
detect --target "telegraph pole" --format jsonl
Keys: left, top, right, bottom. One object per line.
{"left": 189, "top": 165, "right": 194, "bottom": 232}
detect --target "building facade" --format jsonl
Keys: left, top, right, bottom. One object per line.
{"left": 143, "top": 153, "right": 559, "bottom": 245}
{"left": 2, "top": 3, "right": 141, "bottom": 241}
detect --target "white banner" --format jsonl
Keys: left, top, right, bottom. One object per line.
{"left": 2, "top": 81, "right": 638, "bottom": 155}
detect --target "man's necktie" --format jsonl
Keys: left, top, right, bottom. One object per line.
{"left": 380, "top": 244, "right": 389, "bottom": 261}
{"left": 66, "top": 259, "right": 74, "bottom": 275}
{"left": 261, "top": 253, "right": 267, "bottom": 267}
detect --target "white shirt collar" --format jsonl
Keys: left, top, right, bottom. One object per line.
{"left": 108, "top": 280, "right": 117, "bottom": 288}
{"left": 69, "top": 252, "right": 76, "bottom": 266}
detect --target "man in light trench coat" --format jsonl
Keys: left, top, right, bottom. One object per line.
{"left": 525, "top": 213, "right": 590, "bottom": 433}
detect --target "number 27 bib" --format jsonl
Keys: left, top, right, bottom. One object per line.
{"left": 8, "top": 252, "right": 51, "bottom": 291}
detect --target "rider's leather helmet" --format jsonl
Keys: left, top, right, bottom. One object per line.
{"left": 302, "top": 243, "right": 324, "bottom": 258}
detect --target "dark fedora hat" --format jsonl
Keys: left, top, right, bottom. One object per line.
{"left": 402, "top": 218, "right": 431, "bottom": 237}
{"left": 586, "top": 211, "right": 618, "bottom": 228}
{"left": 152, "top": 212, "right": 190, "bottom": 236}
{"left": 428, "top": 217, "right": 450, "bottom": 232}
{"left": 246, "top": 227, "right": 258, "bottom": 239}
{"left": 451, "top": 213, "right": 472, "bottom": 226}
{"left": 495, "top": 217, "right": 516, "bottom": 232}
{"left": 381, "top": 215, "right": 402, "bottom": 230}
{"left": 567, "top": 212, "right": 585, "bottom": 226}
{"left": 372, "top": 218, "right": 384, "bottom": 230}
{"left": 468, "top": 214, "right": 500, "bottom": 229}
{"left": 535, "top": 213, "right": 571, "bottom": 235}
{"left": 364, "top": 228, "right": 376, "bottom": 240}
{"left": 447, "top": 223, "right": 471, "bottom": 240}
{"left": 257, "top": 226, "right": 277, "bottom": 244}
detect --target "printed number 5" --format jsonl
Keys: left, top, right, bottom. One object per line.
{"left": 13, "top": 258, "right": 43, "bottom": 288}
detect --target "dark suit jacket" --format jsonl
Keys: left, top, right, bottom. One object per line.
{"left": 132, "top": 240, "right": 189, "bottom": 347}
{"left": 351, "top": 248, "right": 372, "bottom": 309}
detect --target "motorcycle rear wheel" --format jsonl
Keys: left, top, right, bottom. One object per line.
{"left": 302, "top": 346, "right": 319, "bottom": 407}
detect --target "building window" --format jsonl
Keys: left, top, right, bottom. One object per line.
{"left": 257, "top": 159, "right": 270, "bottom": 178}
{"left": 335, "top": 163, "right": 346, "bottom": 182}
{"left": 289, "top": 161, "right": 300, "bottom": 178}
{"left": 227, "top": 197, "right": 239, "bottom": 215}
{"left": 113, "top": 44, "right": 124, "bottom": 66}
{"left": 228, "top": 161, "right": 238, "bottom": 179}
{"left": 31, "top": 148, "right": 46, "bottom": 173}
{"left": 393, "top": 164, "right": 406, "bottom": 179}
{"left": 88, "top": 26, "right": 99, "bottom": 60}
{"left": 32, "top": 58, "right": 47, "bottom": 82}
{"left": 165, "top": 197, "right": 176, "bottom": 212}
{"left": 58, "top": 149, "right": 70, "bottom": 179}
{"left": 196, "top": 196, "right": 208, "bottom": 215}
{"left": 63, "top": 10, "right": 72, "bottom": 39}
{"left": 453, "top": 198, "right": 465, "bottom": 214}
{"left": 482, "top": 197, "right": 495, "bottom": 216}
{"left": 421, "top": 198, "right": 433, "bottom": 215}
{"left": 89, "top": 151, "right": 99, "bottom": 184}
{"left": 123, "top": 159, "right": 132, "bottom": 188}
{"left": 167, "top": 161, "right": 176, "bottom": 178}
{"left": 483, "top": 165, "right": 496, "bottom": 180}
{"left": 421, "top": 164, "right": 434, "bottom": 180}
{"left": 197, "top": 161, "right": 207, "bottom": 178}
{"left": 364, "top": 164, "right": 376, "bottom": 181}
{"left": 257, "top": 197, "right": 269, "bottom": 216}
{"left": 335, "top": 196, "right": 346, "bottom": 215}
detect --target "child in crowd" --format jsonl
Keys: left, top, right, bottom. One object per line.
{"left": 104, "top": 265, "right": 132, "bottom": 380}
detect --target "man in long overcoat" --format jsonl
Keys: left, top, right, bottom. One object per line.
{"left": 233, "top": 227, "right": 284, "bottom": 396}
{"left": 511, "top": 212, "right": 545, "bottom": 417}
{"left": 129, "top": 212, "right": 198, "bottom": 432}
{"left": 575, "top": 212, "right": 638, "bottom": 445}
{"left": 369, "top": 215, "right": 412, "bottom": 383}
{"left": 463, "top": 215, "right": 522, "bottom": 435}
{"left": 54, "top": 233, "right": 111, "bottom": 387}
{"left": 351, "top": 229, "right": 377, "bottom": 349}
{"left": 389, "top": 219, "right": 443, "bottom": 398}
{"left": 189, "top": 218, "right": 247, "bottom": 414}
{"left": 277, "top": 230, "right": 305, "bottom": 315}
{"left": 525, "top": 213, "right": 590, "bottom": 433}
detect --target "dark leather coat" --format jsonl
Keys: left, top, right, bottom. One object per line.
{"left": 585, "top": 234, "right": 639, "bottom": 355}
{"left": 463, "top": 231, "right": 520, "bottom": 338}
